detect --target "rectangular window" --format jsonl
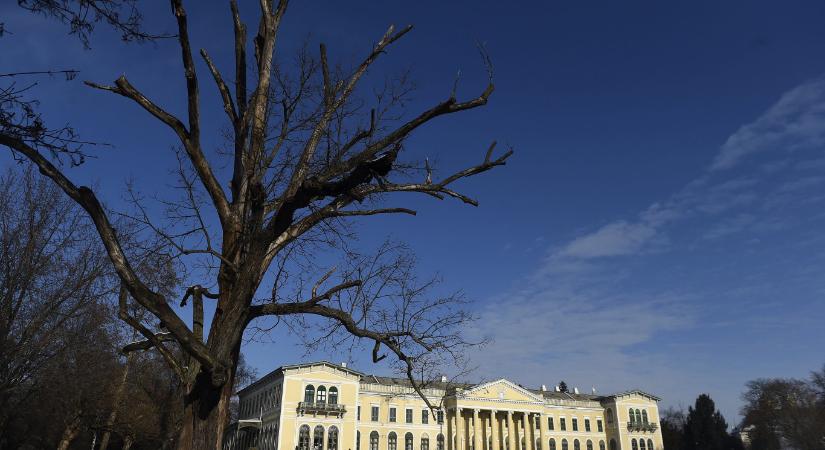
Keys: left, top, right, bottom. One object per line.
{"left": 535, "top": 416, "right": 541, "bottom": 429}
{"left": 422, "top": 410, "right": 429, "bottom": 424}
{"left": 585, "top": 419, "right": 590, "bottom": 432}
{"left": 560, "top": 418, "right": 566, "bottom": 431}
{"left": 597, "top": 419, "right": 603, "bottom": 432}
{"left": 548, "top": 417, "right": 554, "bottom": 431}
{"left": 371, "top": 406, "right": 379, "bottom": 422}
{"left": 572, "top": 418, "right": 578, "bottom": 432}
{"left": 390, "top": 407, "right": 397, "bottom": 423}
{"left": 406, "top": 409, "right": 414, "bottom": 423}
{"left": 437, "top": 410, "right": 444, "bottom": 424}
{"left": 358, "top": 406, "right": 361, "bottom": 421}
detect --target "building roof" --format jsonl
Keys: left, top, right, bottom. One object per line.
{"left": 359, "top": 374, "right": 474, "bottom": 391}
{"left": 528, "top": 388, "right": 604, "bottom": 402}
{"left": 606, "top": 389, "right": 662, "bottom": 402}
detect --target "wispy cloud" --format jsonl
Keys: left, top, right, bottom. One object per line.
{"left": 558, "top": 221, "right": 661, "bottom": 259}
{"left": 542, "top": 78, "right": 825, "bottom": 265}
{"left": 711, "top": 77, "right": 825, "bottom": 170}
{"left": 699, "top": 213, "right": 756, "bottom": 241}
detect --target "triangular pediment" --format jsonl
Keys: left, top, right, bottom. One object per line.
{"left": 611, "top": 390, "right": 661, "bottom": 402}
{"left": 462, "top": 379, "right": 544, "bottom": 402}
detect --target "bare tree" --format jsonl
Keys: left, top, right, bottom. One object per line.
{"left": 0, "top": 1, "right": 512, "bottom": 448}
{"left": 0, "top": 168, "right": 111, "bottom": 442}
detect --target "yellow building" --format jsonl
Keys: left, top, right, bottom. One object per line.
{"left": 226, "top": 361, "right": 664, "bottom": 450}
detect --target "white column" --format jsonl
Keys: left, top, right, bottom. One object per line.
{"left": 473, "top": 409, "right": 481, "bottom": 450}
{"left": 448, "top": 408, "right": 455, "bottom": 450}
{"left": 457, "top": 408, "right": 465, "bottom": 450}
{"left": 523, "top": 414, "right": 533, "bottom": 450}
{"left": 506, "top": 411, "right": 515, "bottom": 450}
{"left": 491, "top": 411, "right": 500, "bottom": 450}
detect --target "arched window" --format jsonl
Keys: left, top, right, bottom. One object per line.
{"left": 299, "top": 425, "right": 311, "bottom": 450}
{"left": 536, "top": 438, "right": 542, "bottom": 450}
{"left": 561, "top": 439, "right": 568, "bottom": 450}
{"left": 574, "top": 440, "right": 580, "bottom": 450}
{"left": 422, "top": 435, "right": 430, "bottom": 450}
{"left": 389, "top": 432, "right": 398, "bottom": 450}
{"left": 317, "top": 386, "right": 327, "bottom": 404}
{"left": 437, "top": 434, "right": 444, "bottom": 450}
{"left": 406, "top": 433, "right": 414, "bottom": 450}
{"left": 328, "top": 426, "right": 339, "bottom": 450}
{"left": 586, "top": 441, "right": 593, "bottom": 450}
{"left": 647, "top": 440, "right": 653, "bottom": 450}
{"left": 609, "top": 440, "right": 617, "bottom": 450}
{"left": 641, "top": 410, "right": 648, "bottom": 425}
{"left": 606, "top": 409, "right": 613, "bottom": 424}
{"left": 549, "top": 439, "right": 556, "bottom": 450}
{"left": 329, "top": 387, "right": 339, "bottom": 405}
{"left": 357, "top": 431, "right": 361, "bottom": 450}
{"left": 631, "top": 439, "right": 638, "bottom": 450}
{"left": 635, "top": 410, "right": 642, "bottom": 425}
{"left": 599, "top": 442, "right": 605, "bottom": 450}
{"left": 370, "top": 432, "right": 380, "bottom": 450}
{"left": 314, "top": 425, "right": 325, "bottom": 450}
{"left": 304, "top": 385, "right": 315, "bottom": 404}
{"left": 640, "top": 439, "right": 646, "bottom": 450}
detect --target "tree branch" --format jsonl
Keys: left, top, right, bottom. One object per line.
{"left": 250, "top": 279, "right": 362, "bottom": 317}
{"left": 171, "top": 0, "right": 200, "bottom": 143}
{"left": 118, "top": 285, "right": 185, "bottom": 380}
{"left": 200, "top": 49, "right": 237, "bottom": 125}
{"left": 0, "top": 136, "right": 225, "bottom": 384}
{"left": 252, "top": 301, "right": 438, "bottom": 409}
{"left": 84, "top": 76, "right": 231, "bottom": 225}
{"left": 279, "top": 25, "right": 413, "bottom": 201}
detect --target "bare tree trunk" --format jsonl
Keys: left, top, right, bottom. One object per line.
{"left": 176, "top": 320, "right": 242, "bottom": 450}
{"left": 99, "top": 353, "right": 135, "bottom": 450}
{"left": 176, "top": 371, "right": 235, "bottom": 450}
{"left": 57, "top": 411, "right": 82, "bottom": 450}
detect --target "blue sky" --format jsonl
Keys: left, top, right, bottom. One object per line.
{"left": 3, "top": 0, "right": 825, "bottom": 424}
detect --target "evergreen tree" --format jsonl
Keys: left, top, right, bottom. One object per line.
{"left": 683, "top": 394, "right": 734, "bottom": 450}
{"left": 558, "top": 381, "right": 569, "bottom": 393}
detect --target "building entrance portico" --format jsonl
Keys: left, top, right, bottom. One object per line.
{"left": 445, "top": 379, "right": 546, "bottom": 450}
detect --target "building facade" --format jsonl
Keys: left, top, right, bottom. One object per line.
{"left": 226, "top": 361, "right": 664, "bottom": 450}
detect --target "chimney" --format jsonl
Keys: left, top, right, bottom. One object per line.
{"left": 341, "top": 362, "right": 347, "bottom": 368}
{"left": 541, "top": 384, "right": 547, "bottom": 392}
{"left": 554, "top": 385, "right": 560, "bottom": 392}
{"left": 441, "top": 375, "right": 448, "bottom": 383}
{"left": 573, "top": 387, "right": 579, "bottom": 394}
